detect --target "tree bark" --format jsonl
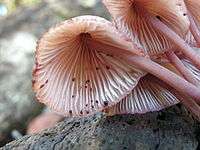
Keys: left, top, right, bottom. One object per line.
{"left": 2, "top": 105, "right": 200, "bottom": 150}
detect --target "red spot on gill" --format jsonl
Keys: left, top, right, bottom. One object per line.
{"left": 80, "top": 111, "right": 83, "bottom": 115}
{"left": 33, "top": 68, "right": 41, "bottom": 74}
{"left": 40, "top": 84, "right": 45, "bottom": 89}
{"left": 69, "top": 110, "right": 72, "bottom": 114}
{"left": 104, "top": 101, "right": 109, "bottom": 106}
{"left": 85, "top": 80, "right": 90, "bottom": 84}
{"left": 45, "top": 80, "right": 48, "bottom": 84}
{"left": 106, "top": 66, "right": 110, "bottom": 70}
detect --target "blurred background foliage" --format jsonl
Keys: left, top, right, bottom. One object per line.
{"left": 0, "top": 0, "right": 99, "bottom": 16}
{"left": 0, "top": 0, "right": 41, "bottom": 15}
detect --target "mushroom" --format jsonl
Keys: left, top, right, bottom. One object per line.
{"left": 33, "top": 15, "right": 146, "bottom": 116}
{"left": 180, "top": 47, "right": 200, "bottom": 85}
{"left": 158, "top": 44, "right": 200, "bottom": 87}
{"left": 103, "top": 0, "right": 200, "bottom": 102}
{"left": 151, "top": 47, "right": 200, "bottom": 97}
{"left": 103, "top": 0, "right": 200, "bottom": 71}
{"left": 165, "top": 51, "right": 199, "bottom": 86}
{"left": 27, "top": 112, "right": 64, "bottom": 134}
{"left": 105, "top": 75, "right": 179, "bottom": 115}
{"left": 105, "top": 74, "right": 200, "bottom": 120}
{"left": 33, "top": 15, "right": 200, "bottom": 117}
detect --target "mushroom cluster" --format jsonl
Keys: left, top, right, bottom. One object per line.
{"left": 33, "top": 0, "right": 200, "bottom": 120}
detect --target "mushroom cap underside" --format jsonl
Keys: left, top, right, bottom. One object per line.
{"left": 105, "top": 74, "right": 180, "bottom": 115}
{"left": 186, "top": 0, "right": 200, "bottom": 24}
{"left": 33, "top": 15, "right": 146, "bottom": 117}
{"left": 106, "top": 48, "right": 200, "bottom": 115}
{"left": 103, "top": 0, "right": 190, "bottom": 55}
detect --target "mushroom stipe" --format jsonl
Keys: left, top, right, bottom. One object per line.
{"left": 165, "top": 51, "right": 199, "bottom": 85}
{"left": 33, "top": 1, "right": 200, "bottom": 120}
{"left": 148, "top": 14, "right": 200, "bottom": 71}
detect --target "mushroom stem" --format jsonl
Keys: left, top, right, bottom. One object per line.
{"left": 147, "top": 75, "right": 200, "bottom": 121}
{"left": 188, "top": 12, "right": 200, "bottom": 47}
{"left": 88, "top": 40, "right": 200, "bottom": 102}
{"left": 165, "top": 51, "right": 199, "bottom": 86}
{"left": 126, "top": 55, "right": 200, "bottom": 102}
{"left": 148, "top": 15, "right": 200, "bottom": 70}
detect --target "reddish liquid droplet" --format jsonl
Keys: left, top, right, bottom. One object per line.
{"left": 40, "top": 84, "right": 45, "bottom": 89}
{"left": 45, "top": 80, "right": 48, "bottom": 84}
{"left": 69, "top": 110, "right": 72, "bottom": 114}
{"left": 104, "top": 101, "right": 109, "bottom": 106}
{"left": 106, "top": 66, "right": 110, "bottom": 70}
